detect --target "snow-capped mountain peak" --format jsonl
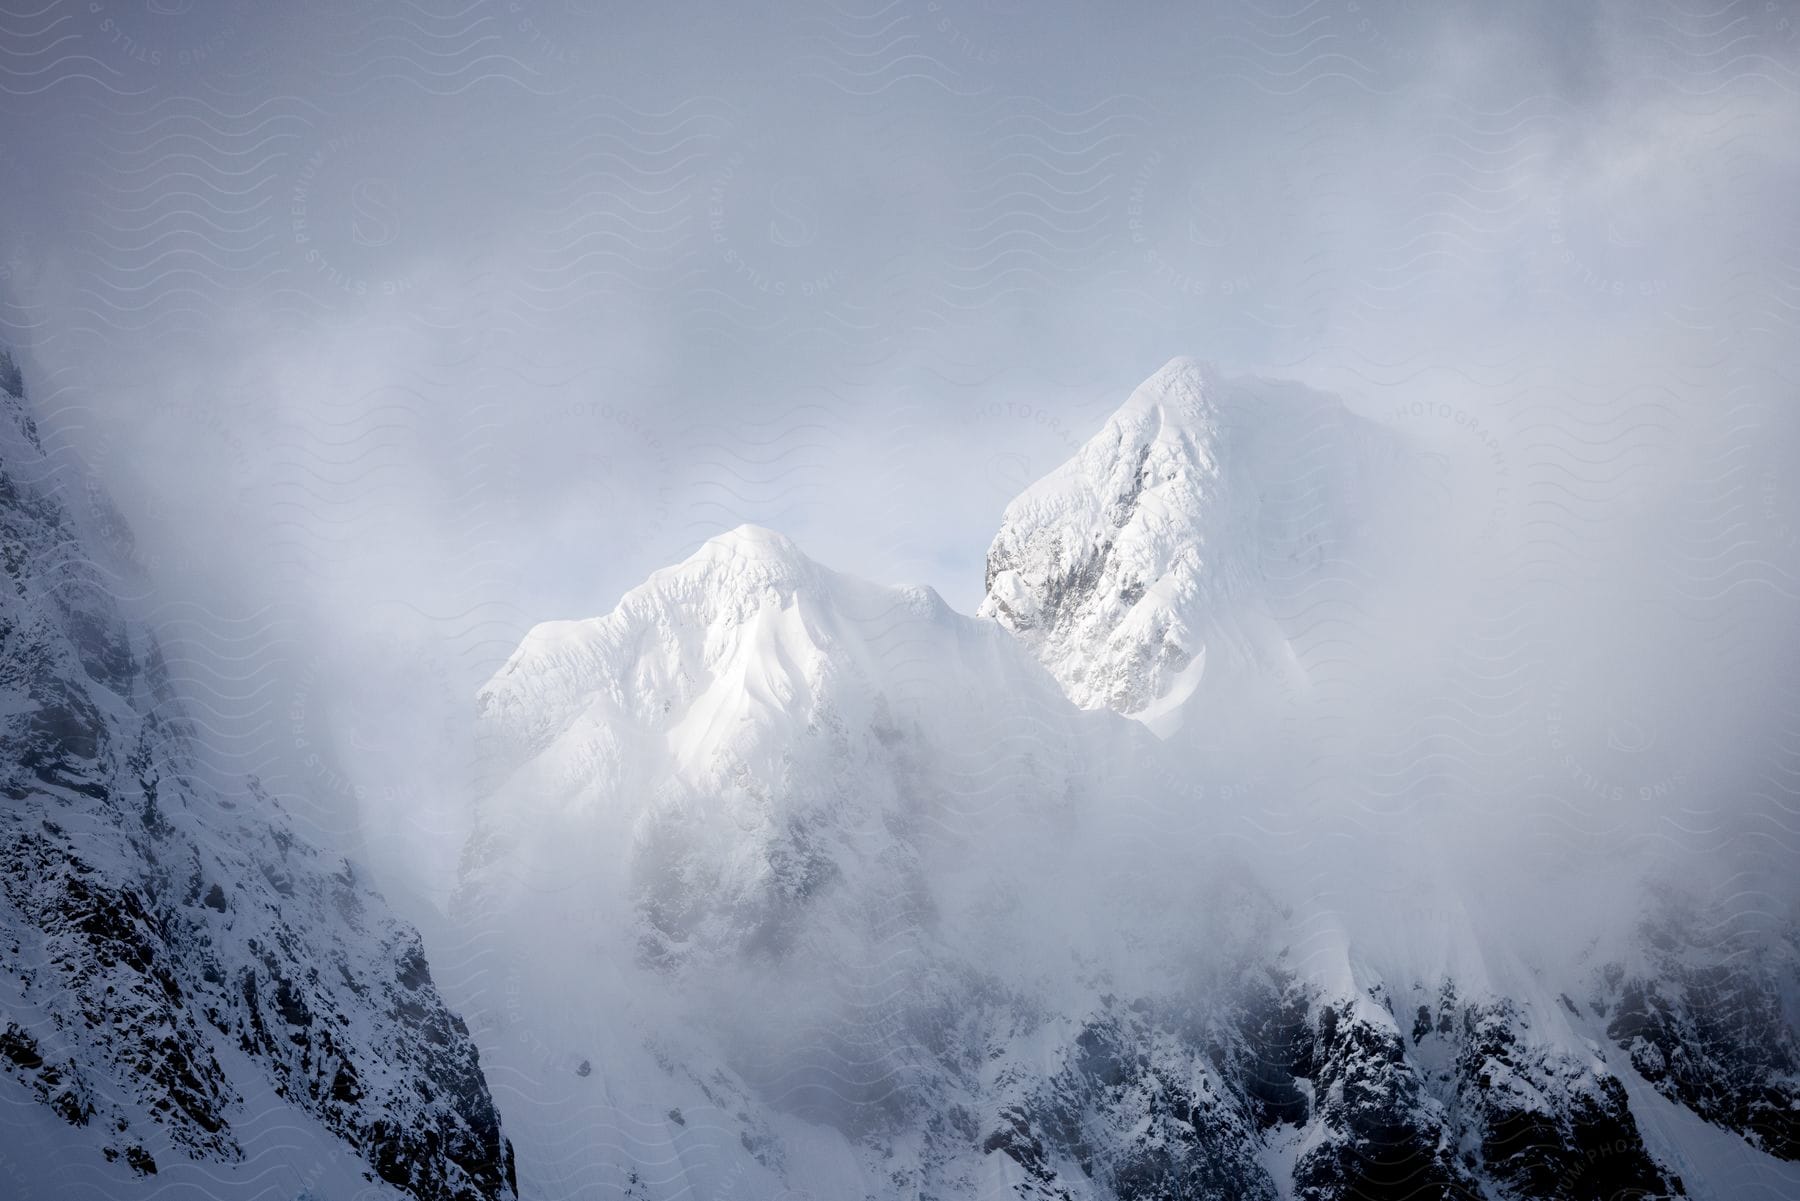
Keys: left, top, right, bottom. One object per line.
{"left": 979, "top": 357, "right": 1400, "bottom": 728}
{"left": 442, "top": 363, "right": 1800, "bottom": 1201}
{"left": 461, "top": 523, "right": 1107, "bottom": 957}
{"left": 476, "top": 524, "right": 948, "bottom": 772}
{"left": 640, "top": 522, "right": 819, "bottom": 597}
{"left": 1095, "top": 352, "right": 1223, "bottom": 431}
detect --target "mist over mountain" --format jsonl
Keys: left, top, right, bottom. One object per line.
{"left": 433, "top": 358, "right": 1798, "bottom": 1201}
{"left": 4, "top": 322, "right": 1799, "bottom": 1198}
{"left": 3, "top": 1, "right": 1800, "bottom": 1198}
{"left": 0, "top": 352, "right": 516, "bottom": 1201}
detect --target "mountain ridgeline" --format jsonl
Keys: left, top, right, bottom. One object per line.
{"left": 456, "top": 359, "right": 1799, "bottom": 1200}
{"left": 3, "top": 347, "right": 1795, "bottom": 1200}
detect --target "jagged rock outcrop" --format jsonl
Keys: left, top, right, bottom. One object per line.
{"left": 967, "top": 972, "right": 1686, "bottom": 1201}
{"left": 1594, "top": 888, "right": 1800, "bottom": 1162}
{"left": 0, "top": 349, "right": 516, "bottom": 1200}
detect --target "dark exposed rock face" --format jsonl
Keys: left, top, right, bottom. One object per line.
{"left": 1452, "top": 999, "right": 1678, "bottom": 1201}
{"left": 957, "top": 358, "right": 1784, "bottom": 1199}
{"left": 0, "top": 351, "right": 515, "bottom": 1200}
{"left": 1292, "top": 996, "right": 1475, "bottom": 1201}
{"left": 1000, "top": 999, "right": 1280, "bottom": 1201}
{"left": 963, "top": 968, "right": 1689, "bottom": 1201}
{"left": 1597, "top": 893, "right": 1800, "bottom": 1163}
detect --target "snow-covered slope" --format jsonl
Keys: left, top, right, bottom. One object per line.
{"left": 979, "top": 357, "right": 1409, "bottom": 735}
{"left": 0, "top": 350, "right": 516, "bottom": 1201}
{"left": 1590, "top": 885, "right": 1800, "bottom": 1164}
{"left": 14, "top": 334, "right": 1785, "bottom": 1200}
{"left": 451, "top": 502, "right": 1800, "bottom": 1200}
{"left": 463, "top": 523, "right": 1145, "bottom": 967}
{"left": 453, "top": 525, "right": 1275, "bottom": 1198}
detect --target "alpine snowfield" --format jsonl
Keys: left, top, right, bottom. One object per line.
{"left": 3, "top": 347, "right": 1794, "bottom": 1200}
{"left": 434, "top": 359, "right": 1800, "bottom": 1201}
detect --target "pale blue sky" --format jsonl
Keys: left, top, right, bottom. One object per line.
{"left": 1, "top": 0, "right": 1796, "bottom": 911}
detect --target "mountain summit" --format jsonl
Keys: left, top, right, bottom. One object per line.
{"left": 14, "top": 340, "right": 1790, "bottom": 1201}
{"left": 464, "top": 520, "right": 1127, "bottom": 962}
{"left": 453, "top": 360, "right": 1799, "bottom": 1201}
{"left": 474, "top": 522, "right": 995, "bottom": 789}
{"left": 979, "top": 357, "right": 1405, "bottom": 731}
